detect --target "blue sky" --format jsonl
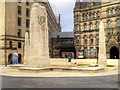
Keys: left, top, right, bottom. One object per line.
{"left": 49, "top": 0, "right": 76, "bottom": 32}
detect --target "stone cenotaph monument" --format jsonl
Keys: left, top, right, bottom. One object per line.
{"left": 24, "top": 3, "right": 50, "bottom": 68}
{"left": 98, "top": 21, "right": 107, "bottom": 67}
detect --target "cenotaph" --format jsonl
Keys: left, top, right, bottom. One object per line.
{"left": 98, "top": 21, "right": 107, "bottom": 67}
{"left": 24, "top": 3, "right": 50, "bottom": 68}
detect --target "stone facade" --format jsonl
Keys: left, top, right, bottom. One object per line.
{"left": 74, "top": 1, "right": 120, "bottom": 59}
{"left": 0, "top": 0, "right": 60, "bottom": 65}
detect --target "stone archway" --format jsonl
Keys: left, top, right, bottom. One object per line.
{"left": 8, "top": 54, "right": 13, "bottom": 64}
{"left": 110, "top": 46, "right": 119, "bottom": 59}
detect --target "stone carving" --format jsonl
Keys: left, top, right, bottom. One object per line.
{"left": 24, "top": 3, "right": 50, "bottom": 68}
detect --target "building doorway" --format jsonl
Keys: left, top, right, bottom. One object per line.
{"left": 18, "top": 54, "right": 22, "bottom": 64}
{"left": 8, "top": 54, "right": 13, "bottom": 64}
{"left": 110, "top": 46, "right": 119, "bottom": 59}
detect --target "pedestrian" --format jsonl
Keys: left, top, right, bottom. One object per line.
{"left": 68, "top": 54, "right": 72, "bottom": 65}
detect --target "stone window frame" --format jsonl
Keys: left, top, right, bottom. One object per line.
{"left": 9, "top": 41, "right": 12, "bottom": 48}
{"left": 96, "top": 21, "right": 99, "bottom": 30}
{"left": 116, "top": 18, "right": 120, "bottom": 27}
{"left": 84, "top": 47, "right": 88, "bottom": 57}
{"left": 18, "top": 29, "right": 22, "bottom": 37}
{"left": 89, "top": 12, "right": 93, "bottom": 19}
{"left": 97, "top": 11, "right": 100, "bottom": 18}
{"left": 89, "top": 35, "right": 93, "bottom": 45}
{"left": 84, "top": 23, "right": 87, "bottom": 31}
{"left": 26, "top": 19, "right": 30, "bottom": 28}
{"left": 112, "top": 8, "right": 116, "bottom": 15}
{"left": 26, "top": 0, "right": 29, "bottom": 6}
{"left": 18, "top": 17, "right": 22, "bottom": 26}
{"left": 18, "top": 6, "right": 22, "bottom": 15}
{"left": 26, "top": 8, "right": 30, "bottom": 17}
{"left": 89, "top": 22, "right": 93, "bottom": 30}
{"left": 116, "top": 6, "right": 120, "bottom": 15}
{"left": 93, "top": 12, "right": 96, "bottom": 18}
{"left": 96, "top": 34, "right": 99, "bottom": 44}
{"left": 107, "top": 9, "right": 111, "bottom": 16}
{"left": 84, "top": 35, "right": 87, "bottom": 45}
{"left": 18, "top": 42, "right": 22, "bottom": 48}
{"left": 90, "top": 47, "right": 94, "bottom": 57}
{"left": 107, "top": 20, "right": 111, "bottom": 28}
{"left": 76, "top": 24, "right": 80, "bottom": 31}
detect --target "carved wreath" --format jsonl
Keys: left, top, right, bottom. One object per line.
{"left": 38, "top": 16, "right": 45, "bottom": 25}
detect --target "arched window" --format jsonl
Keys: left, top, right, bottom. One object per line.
{"left": 76, "top": 24, "right": 79, "bottom": 31}
{"left": 90, "top": 22, "right": 93, "bottom": 30}
{"left": 112, "top": 8, "right": 116, "bottom": 15}
{"left": 107, "top": 9, "right": 111, "bottom": 16}
{"left": 18, "top": 29, "right": 22, "bottom": 37}
{"left": 84, "top": 48, "right": 88, "bottom": 57}
{"left": 84, "top": 23, "right": 87, "bottom": 30}
{"left": 96, "top": 22, "right": 99, "bottom": 29}
{"left": 116, "top": 19, "right": 120, "bottom": 27}
{"left": 97, "top": 11, "right": 100, "bottom": 18}
{"left": 96, "top": 34, "right": 99, "bottom": 44}
{"left": 89, "top": 13, "right": 93, "bottom": 19}
{"left": 107, "top": 20, "right": 111, "bottom": 28}
{"left": 93, "top": 12, "right": 96, "bottom": 18}
{"left": 90, "top": 48, "right": 94, "bottom": 57}
{"left": 90, "top": 35, "right": 93, "bottom": 45}
{"left": 84, "top": 35, "right": 87, "bottom": 45}
{"left": 9, "top": 41, "right": 12, "bottom": 48}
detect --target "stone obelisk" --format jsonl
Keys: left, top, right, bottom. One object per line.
{"left": 98, "top": 21, "right": 107, "bottom": 67}
{"left": 24, "top": 32, "right": 29, "bottom": 64}
{"left": 25, "top": 3, "right": 50, "bottom": 68}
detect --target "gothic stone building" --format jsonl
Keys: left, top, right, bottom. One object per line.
{"left": 74, "top": 0, "right": 120, "bottom": 59}
{"left": 0, "top": 0, "right": 60, "bottom": 65}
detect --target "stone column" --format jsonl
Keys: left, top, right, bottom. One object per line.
{"left": 98, "top": 21, "right": 107, "bottom": 67}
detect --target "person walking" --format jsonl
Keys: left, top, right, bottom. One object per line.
{"left": 68, "top": 54, "right": 72, "bottom": 65}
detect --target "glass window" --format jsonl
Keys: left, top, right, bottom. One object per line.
{"left": 107, "top": 20, "right": 111, "bottom": 28}
{"left": 76, "top": 24, "right": 79, "bottom": 31}
{"left": 26, "top": 0, "right": 29, "bottom": 5}
{"left": 84, "top": 23, "right": 87, "bottom": 30}
{"left": 9, "top": 41, "right": 12, "bottom": 48}
{"left": 18, "top": 6, "right": 22, "bottom": 15}
{"left": 90, "top": 35, "right": 93, "bottom": 44}
{"left": 93, "top": 12, "right": 96, "bottom": 18}
{"left": 90, "top": 48, "right": 94, "bottom": 57}
{"left": 18, "top": 29, "right": 22, "bottom": 37}
{"left": 90, "top": 23, "right": 93, "bottom": 30}
{"left": 96, "top": 22, "right": 99, "bottom": 29}
{"left": 117, "top": 19, "right": 120, "bottom": 27}
{"left": 84, "top": 35, "right": 87, "bottom": 45}
{"left": 112, "top": 8, "right": 116, "bottom": 15}
{"left": 89, "top": 13, "right": 93, "bottom": 19}
{"left": 18, "top": 17, "right": 22, "bottom": 26}
{"left": 96, "top": 34, "right": 99, "bottom": 44}
{"left": 26, "top": 8, "right": 30, "bottom": 17}
{"left": 18, "top": 42, "right": 22, "bottom": 48}
{"left": 26, "top": 19, "right": 30, "bottom": 28}
{"left": 84, "top": 48, "right": 88, "bottom": 56}
{"left": 108, "top": 9, "right": 111, "bottom": 16}
{"left": 97, "top": 11, "right": 100, "bottom": 18}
